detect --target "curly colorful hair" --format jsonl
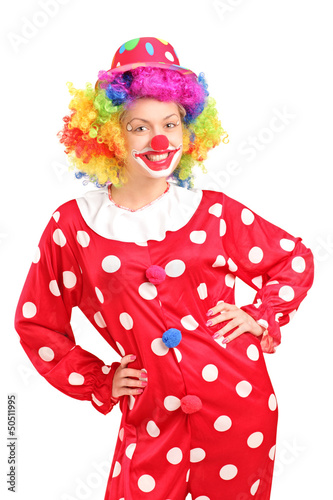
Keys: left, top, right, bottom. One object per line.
{"left": 58, "top": 66, "right": 227, "bottom": 188}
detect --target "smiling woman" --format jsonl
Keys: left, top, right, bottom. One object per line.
{"left": 15, "top": 37, "right": 314, "bottom": 500}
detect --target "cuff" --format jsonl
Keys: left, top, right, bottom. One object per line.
{"left": 240, "top": 303, "right": 281, "bottom": 354}
{"left": 91, "top": 361, "right": 121, "bottom": 415}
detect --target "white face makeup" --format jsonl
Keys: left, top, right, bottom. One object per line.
{"left": 131, "top": 143, "right": 183, "bottom": 178}
{"left": 122, "top": 99, "right": 184, "bottom": 181}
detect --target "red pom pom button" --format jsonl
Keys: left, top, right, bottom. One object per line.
{"left": 180, "top": 395, "right": 202, "bottom": 414}
{"left": 146, "top": 265, "right": 166, "bottom": 285}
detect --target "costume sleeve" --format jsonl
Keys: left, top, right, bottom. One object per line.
{"left": 221, "top": 193, "right": 314, "bottom": 353}
{"left": 14, "top": 212, "right": 120, "bottom": 415}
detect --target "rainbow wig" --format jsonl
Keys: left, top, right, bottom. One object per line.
{"left": 58, "top": 67, "right": 227, "bottom": 188}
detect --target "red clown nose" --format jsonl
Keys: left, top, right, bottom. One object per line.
{"left": 151, "top": 135, "right": 169, "bottom": 151}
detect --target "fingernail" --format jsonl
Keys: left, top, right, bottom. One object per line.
{"left": 222, "top": 338, "right": 229, "bottom": 344}
{"left": 212, "top": 333, "right": 220, "bottom": 339}
{"left": 137, "top": 389, "right": 144, "bottom": 394}
{"left": 130, "top": 355, "right": 136, "bottom": 360}
{"left": 206, "top": 320, "right": 213, "bottom": 327}
{"left": 206, "top": 310, "right": 214, "bottom": 317}
{"left": 140, "top": 371, "right": 148, "bottom": 378}
{"left": 141, "top": 381, "right": 148, "bottom": 387}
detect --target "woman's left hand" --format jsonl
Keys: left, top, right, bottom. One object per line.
{"left": 206, "top": 302, "right": 266, "bottom": 344}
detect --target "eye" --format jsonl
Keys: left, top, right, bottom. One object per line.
{"left": 165, "top": 122, "right": 177, "bottom": 129}
{"left": 134, "top": 125, "right": 148, "bottom": 132}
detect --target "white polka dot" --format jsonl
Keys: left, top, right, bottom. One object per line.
{"left": 164, "top": 396, "right": 181, "bottom": 411}
{"left": 102, "top": 255, "right": 121, "bottom": 273}
{"left": 269, "top": 445, "right": 276, "bottom": 460}
{"left": 116, "top": 341, "right": 125, "bottom": 356}
{"left": 250, "top": 479, "right": 260, "bottom": 495}
{"left": 236, "top": 381, "right": 252, "bottom": 398}
{"left": 53, "top": 228, "right": 66, "bottom": 247}
{"left": 252, "top": 275, "right": 263, "bottom": 289}
{"left": 95, "top": 287, "right": 104, "bottom": 303}
{"left": 165, "top": 259, "right": 186, "bottom": 277}
{"left": 174, "top": 348, "right": 182, "bottom": 362}
{"left": 125, "top": 443, "right": 136, "bottom": 459}
{"left": 49, "top": 280, "right": 61, "bottom": 296}
{"left": 180, "top": 315, "right": 199, "bottom": 330}
{"left": 186, "top": 469, "right": 190, "bottom": 482}
{"left": 146, "top": 420, "right": 160, "bottom": 437}
{"left": 214, "top": 415, "right": 232, "bottom": 432}
{"left": 190, "top": 448, "right": 206, "bottom": 463}
{"left": 91, "top": 394, "right": 103, "bottom": 406}
{"left": 22, "top": 302, "right": 37, "bottom": 318}
{"left": 219, "top": 219, "right": 226, "bottom": 236}
{"left": 190, "top": 230, "right": 207, "bottom": 244}
{"left": 212, "top": 255, "right": 226, "bottom": 267}
{"left": 102, "top": 365, "right": 111, "bottom": 374}
{"left": 292, "top": 256, "right": 306, "bottom": 273}
{"left": 220, "top": 464, "right": 238, "bottom": 480}
{"left": 94, "top": 311, "right": 107, "bottom": 328}
{"left": 268, "top": 394, "right": 277, "bottom": 411}
{"left": 227, "top": 258, "right": 238, "bottom": 272}
{"left": 257, "top": 319, "right": 269, "bottom": 330}
{"left": 208, "top": 203, "right": 222, "bottom": 217}
{"left": 112, "top": 461, "right": 121, "bottom": 478}
{"left": 247, "top": 344, "right": 260, "bottom": 361}
{"left": 128, "top": 395, "right": 135, "bottom": 410}
{"left": 119, "top": 428, "right": 124, "bottom": 441}
{"left": 194, "top": 497, "right": 210, "bottom": 500}
{"left": 63, "top": 271, "right": 77, "bottom": 289}
{"left": 241, "top": 208, "right": 255, "bottom": 225}
{"left": 280, "top": 238, "right": 295, "bottom": 251}
{"left": 32, "top": 247, "right": 40, "bottom": 264}
{"left": 275, "top": 312, "right": 283, "bottom": 322}
{"left": 278, "top": 285, "right": 295, "bottom": 302}
{"left": 247, "top": 432, "right": 264, "bottom": 448}
{"left": 197, "top": 283, "right": 208, "bottom": 300}
{"left": 138, "top": 474, "right": 155, "bottom": 492}
{"left": 202, "top": 364, "right": 218, "bottom": 382}
{"left": 267, "top": 280, "right": 280, "bottom": 286}
{"left": 119, "top": 312, "right": 133, "bottom": 330}
{"left": 167, "top": 447, "right": 183, "bottom": 464}
{"left": 225, "top": 274, "right": 235, "bottom": 288}
{"left": 151, "top": 338, "right": 169, "bottom": 356}
{"left": 138, "top": 282, "right": 158, "bottom": 300}
{"left": 38, "top": 347, "right": 55, "bottom": 362}
{"left": 52, "top": 211, "right": 60, "bottom": 222}
{"left": 248, "top": 246, "right": 264, "bottom": 264}
{"left": 68, "top": 372, "right": 84, "bottom": 385}
{"left": 165, "top": 51, "right": 175, "bottom": 62}
{"left": 77, "top": 230, "right": 90, "bottom": 247}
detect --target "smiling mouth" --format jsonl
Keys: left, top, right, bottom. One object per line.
{"left": 135, "top": 148, "right": 180, "bottom": 171}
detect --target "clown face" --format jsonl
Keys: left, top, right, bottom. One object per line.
{"left": 122, "top": 98, "right": 183, "bottom": 180}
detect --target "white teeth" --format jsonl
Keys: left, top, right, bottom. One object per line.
{"left": 146, "top": 153, "right": 169, "bottom": 162}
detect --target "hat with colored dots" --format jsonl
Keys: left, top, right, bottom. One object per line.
{"left": 104, "top": 37, "right": 197, "bottom": 79}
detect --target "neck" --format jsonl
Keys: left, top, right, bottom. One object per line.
{"left": 111, "top": 175, "right": 169, "bottom": 211}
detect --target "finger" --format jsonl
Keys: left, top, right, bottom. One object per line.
{"left": 117, "top": 387, "right": 145, "bottom": 397}
{"left": 206, "top": 310, "right": 237, "bottom": 327}
{"left": 218, "top": 318, "right": 242, "bottom": 336}
{"left": 120, "top": 354, "right": 137, "bottom": 367}
{"left": 222, "top": 327, "right": 247, "bottom": 344}
{"left": 207, "top": 302, "right": 236, "bottom": 317}
{"left": 121, "top": 368, "right": 148, "bottom": 380}
{"left": 123, "top": 377, "right": 148, "bottom": 388}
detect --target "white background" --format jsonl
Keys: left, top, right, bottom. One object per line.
{"left": 1, "top": 0, "right": 332, "bottom": 499}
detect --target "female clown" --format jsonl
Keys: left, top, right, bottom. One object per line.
{"left": 15, "top": 37, "right": 314, "bottom": 500}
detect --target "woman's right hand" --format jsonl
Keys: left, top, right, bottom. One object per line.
{"left": 112, "top": 354, "right": 148, "bottom": 398}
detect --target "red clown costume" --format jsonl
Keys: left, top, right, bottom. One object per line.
{"left": 15, "top": 38, "right": 314, "bottom": 500}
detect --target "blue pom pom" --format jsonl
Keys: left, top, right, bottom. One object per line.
{"left": 162, "top": 328, "right": 182, "bottom": 348}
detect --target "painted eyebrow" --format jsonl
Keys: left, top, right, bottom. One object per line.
{"left": 128, "top": 113, "right": 179, "bottom": 124}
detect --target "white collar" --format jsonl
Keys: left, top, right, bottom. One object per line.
{"left": 75, "top": 182, "right": 203, "bottom": 243}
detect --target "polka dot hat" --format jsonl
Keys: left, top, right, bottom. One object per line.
{"left": 105, "top": 37, "right": 197, "bottom": 78}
